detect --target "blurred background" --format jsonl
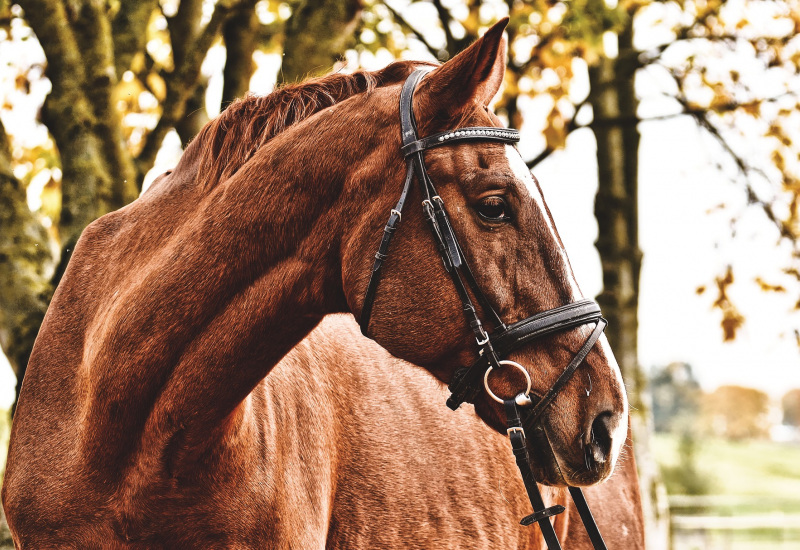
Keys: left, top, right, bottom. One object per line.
{"left": 0, "top": 0, "right": 798, "bottom": 548}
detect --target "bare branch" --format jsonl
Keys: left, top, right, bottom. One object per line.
{"left": 526, "top": 147, "right": 555, "bottom": 170}
{"left": 694, "top": 109, "right": 794, "bottom": 242}
{"left": 431, "top": 0, "right": 456, "bottom": 57}
{"left": 136, "top": 3, "right": 232, "bottom": 179}
{"left": 222, "top": 0, "right": 260, "bottom": 103}
{"left": 384, "top": 2, "right": 439, "bottom": 60}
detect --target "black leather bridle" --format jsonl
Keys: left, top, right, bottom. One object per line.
{"left": 360, "top": 69, "right": 610, "bottom": 550}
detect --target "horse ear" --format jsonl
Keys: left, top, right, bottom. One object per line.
{"left": 418, "top": 18, "right": 508, "bottom": 118}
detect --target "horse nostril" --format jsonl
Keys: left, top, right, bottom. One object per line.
{"left": 587, "top": 411, "right": 614, "bottom": 465}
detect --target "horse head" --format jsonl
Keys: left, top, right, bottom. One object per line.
{"left": 341, "top": 20, "right": 628, "bottom": 486}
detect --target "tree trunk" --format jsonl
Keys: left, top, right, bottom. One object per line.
{"left": 0, "top": 123, "right": 55, "bottom": 412}
{"left": 280, "top": 0, "right": 361, "bottom": 83}
{"left": 222, "top": 0, "right": 260, "bottom": 105}
{"left": 589, "top": 23, "right": 669, "bottom": 550}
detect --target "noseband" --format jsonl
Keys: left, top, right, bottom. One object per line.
{"left": 360, "top": 69, "right": 609, "bottom": 550}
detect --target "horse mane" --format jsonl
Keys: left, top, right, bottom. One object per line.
{"left": 190, "top": 60, "right": 430, "bottom": 188}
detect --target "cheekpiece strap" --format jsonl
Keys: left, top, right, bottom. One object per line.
{"left": 521, "top": 318, "right": 607, "bottom": 432}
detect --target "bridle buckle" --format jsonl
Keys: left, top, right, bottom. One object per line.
{"left": 507, "top": 426, "right": 525, "bottom": 438}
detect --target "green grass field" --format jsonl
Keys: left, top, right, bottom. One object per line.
{"left": 654, "top": 433, "right": 800, "bottom": 550}
{"left": 654, "top": 434, "right": 800, "bottom": 511}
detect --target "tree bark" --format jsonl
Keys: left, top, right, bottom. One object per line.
{"left": 112, "top": 0, "right": 159, "bottom": 78}
{"left": 0, "top": 123, "right": 54, "bottom": 410}
{"left": 19, "top": 0, "right": 117, "bottom": 245}
{"left": 74, "top": 0, "right": 139, "bottom": 207}
{"left": 589, "top": 22, "right": 669, "bottom": 550}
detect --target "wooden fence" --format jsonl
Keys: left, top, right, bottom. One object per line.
{"left": 669, "top": 495, "right": 800, "bottom": 550}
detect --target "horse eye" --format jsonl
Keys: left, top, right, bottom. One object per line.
{"left": 477, "top": 197, "right": 510, "bottom": 222}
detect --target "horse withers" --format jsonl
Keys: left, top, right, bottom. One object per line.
{"left": 4, "top": 19, "right": 630, "bottom": 547}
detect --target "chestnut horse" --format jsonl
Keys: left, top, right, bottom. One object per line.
{"left": 4, "top": 20, "right": 631, "bottom": 547}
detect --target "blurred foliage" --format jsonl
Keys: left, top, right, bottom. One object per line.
{"left": 702, "top": 385, "right": 771, "bottom": 440}
{"left": 651, "top": 362, "right": 702, "bottom": 433}
{"left": 0, "top": 1, "right": 797, "bottom": 334}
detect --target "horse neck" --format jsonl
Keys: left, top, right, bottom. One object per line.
{"left": 77, "top": 106, "right": 390, "bottom": 475}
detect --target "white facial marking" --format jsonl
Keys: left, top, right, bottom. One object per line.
{"left": 503, "top": 145, "right": 581, "bottom": 299}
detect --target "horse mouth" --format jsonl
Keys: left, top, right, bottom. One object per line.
{"left": 472, "top": 394, "right": 616, "bottom": 486}
{"left": 526, "top": 419, "right": 616, "bottom": 487}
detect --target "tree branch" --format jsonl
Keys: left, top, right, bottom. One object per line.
{"left": 74, "top": 0, "right": 139, "bottom": 206}
{"left": 169, "top": 0, "right": 204, "bottom": 69}
{"left": 692, "top": 108, "right": 794, "bottom": 242}
{"left": 112, "top": 0, "right": 159, "bottom": 78}
{"left": 525, "top": 99, "right": 588, "bottom": 169}
{"left": 431, "top": 0, "right": 456, "bottom": 58}
{"left": 135, "top": 3, "right": 232, "bottom": 180}
{"left": 221, "top": 0, "right": 260, "bottom": 104}
{"left": 526, "top": 147, "right": 555, "bottom": 169}
{"left": 18, "top": 0, "right": 116, "bottom": 242}
{"left": 384, "top": 2, "right": 439, "bottom": 60}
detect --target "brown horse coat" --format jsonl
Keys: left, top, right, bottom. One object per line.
{"left": 6, "top": 311, "right": 645, "bottom": 548}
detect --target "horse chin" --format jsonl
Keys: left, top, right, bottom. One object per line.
{"left": 541, "top": 422, "right": 617, "bottom": 488}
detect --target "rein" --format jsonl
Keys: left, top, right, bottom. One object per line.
{"left": 360, "top": 69, "right": 609, "bottom": 550}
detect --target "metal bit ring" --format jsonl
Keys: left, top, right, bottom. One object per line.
{"left": 483, "top": 360, "right": 532, "bottom": 404}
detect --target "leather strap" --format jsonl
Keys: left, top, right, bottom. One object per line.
{"left": 360, "top": 164, "right": 414, "bottom": 335}
{"left": 492, "top": 300, "right": 602, "bottom": 356}
{"left": 522, "top": 318, "right": 607, "bottom": 432}
{"left": 507, "top": 397, "right": 609, "bottom": 550}
{"left": 568, "top": 487, "right": 608, "bottom": 550}
{"left": 505, "top": 400, "right": 564, "bottom": 550}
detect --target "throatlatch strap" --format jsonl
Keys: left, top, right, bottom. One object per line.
{"left": 359, "top": 164, "right": 414, "bottom": 335}
{"left": 568, "top": 487, "right": 608, "bottom": 550}
{"left": 360, "top": 69, "right": 429, "bottom": 336}
{"left": 504, "top": 400, "right": 564, "bottom": 550}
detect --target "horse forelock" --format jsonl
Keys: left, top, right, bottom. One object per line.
{"left": 186, "top": 60, "right": 431, "bottom": 189}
